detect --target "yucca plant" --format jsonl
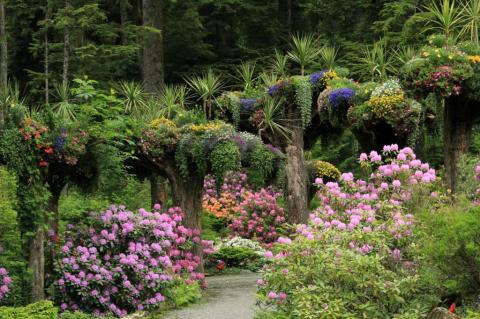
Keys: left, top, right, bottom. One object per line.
{"left": 117, "top": 81, "right": 147, "bottom": 115}
{"left": 0, "top": 81, "right": 27, "bottom": 124}
{"left": 185, "top": 69, "right": 223, "bottom": 118}
{"left": 351, "top": 42, "right": 396, "bottom": 82}
{"left": 235, "top": 61, "right": 257, "bottom": 91}
{"left": 53, "top": 82, "right": 76, "bottom": 122}
{"left": 287, "top": 34, "right": 321, "bottom": 75}
{"left": 423, "top": 0, "right": 463, "bottom": 44}
{"left": 319, "top": 45, "right": 339, "bottom": 70}
{"left": 460, "top": 0, "right": 480, "bottom": 45}
{"left": 393, "top": 46, "right": 418, "bottom": 66}
{"left": 158, "top": 84, "right": 189, "bottom": 119}
{"left": 258, "top": 97, "right": 292, "bottom": 141}
{"left": 258, "top": 72, "right": 279, "bottom": 88}
{"left": 271, "top": 50, "right": 289, "bottom": 78}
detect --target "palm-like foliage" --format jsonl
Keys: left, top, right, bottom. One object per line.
{"left": 460, "top": 0, "right": 480, "bottom": 45}
{"left": 258, "top": 97, "right": 292, "bottom": 141}
{"left": 53, "top": 82, "right": 76, "bottom": 122}
{"left": 185, "top": 69, "right": 223, "bottom": 118}
{"left": 271, "top": 50, "right": 289, "bottom": 78}
{"left": 235, "top": 61, "right": 257, "bottom": 91}
{"left": 351, "top": 42, "right": 396, "bottom": 82}
{"left": 319, "top": 45, "right": 339, "bottom": 70}
{"left": 0, "top": 82, "right": 27, "bottom": 123}
{"left": 423, "top": 0, "right": 463, "bottom": 43}
{"left": 393, "top": 46, "right": 418, "bottom": 66}
{"left": 117, "top": 81, "right": 147, "bottom": 115}
{"left": 159, "top": 85, "right": 189, "bottom": 119}
{"left": 258, "top": 72, "right": 279, "bottom": 88}
{"left": 287, "top": 34, "right": 321, "bottom": 75}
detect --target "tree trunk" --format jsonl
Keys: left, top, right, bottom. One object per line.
{"left": 149, "top": 174, "right": 168, "bottom": 208}
{"left": 443, "top": 95, "right": 474, "bottom": 192}
{"left": 62, "top": 0, "right": 70, "bottom": 89}
{"left": 44, "top": 2, "right": 50, "bottom": 105}
{"left": 48, "top": 185, "right": 62, "bottom": 236}
{"left": 29, "top": 227, "right": 45, "bottom": 301}
{"left": 119, "top": 0, "right": 129, "bottom": 44}
{"left": 0, "top": 0, "right": 6, "bottom": 124}
{"left": 142, "top": 0, "right": 164, "bottom": 93}
{"left": 170, "top": 173, "right": 204, "bottom": 272}
{"left": 285, "top": 126, "right": 309, "bottom": 224}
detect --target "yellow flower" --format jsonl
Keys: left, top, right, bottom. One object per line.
{"left": 150, "top": 118, "right": 176, "bottom": 129}
{"left": 422, "top": 51, "right": 430, "bottom": 57}
{"left": 468, "top": 55, "right": 480, "bottom": 63}
{"left": 188, "top": 122, "right": 226, "bottom": 132}
{"left": 437, "top": 54, "right": 441, "bottom": 58}
{"left": 448, "top": 55, "right": 453, "bottom": 60}
{"left": 314, "top": 160, "right": 341, "bottom": 180}
{"left": 368, "top": 93, "right": 405, "bottom": 118}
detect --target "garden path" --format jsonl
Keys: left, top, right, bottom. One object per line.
{"left": 161, "top": 272, "right": 261, "bottom": 319}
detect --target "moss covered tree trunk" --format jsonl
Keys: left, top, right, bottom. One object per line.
{"left": 285, "top": 126, "right": 309, "bottom": 224}
{"left": 170, "top": 172, "right": 204, "bottom": 272}
{"left": 149, "top": 174, "right": 168, "bottom": 208}
{"left": 29, "top": 227, "right": 45, "bottom": 301}
{"left": 142, "top": 0, "right": 164, "bottom": 93}
{"left": 443, "top": 95, "right": 474, "bottom": 192}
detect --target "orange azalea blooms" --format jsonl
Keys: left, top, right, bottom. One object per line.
{"left": 203, "top": 192, "right": 244, "bottom": 219}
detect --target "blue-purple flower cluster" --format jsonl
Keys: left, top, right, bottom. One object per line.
{"left": 239, "top": 98, "right": 257, "bottom": 112}
{"left": 309, "top": 71, "right": 326, "bottom": 85}
{"left": 267, "top": 81, "right": 289, "bottom": 96}
{"left": 328, "top": 88, "right": 355, "bottom": 108}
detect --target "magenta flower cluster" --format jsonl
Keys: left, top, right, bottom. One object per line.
{"left": 260, "top": 145, "right": 437, "bottom": 303}
{"left": 229, "top": 189, "right": 286, "bottom": 246}
{"left": 306, "top": 145, "right": 436, "bottom": 246}
{"left": 0, "top": 267, "right": 12, "bottom": 301}
{"left": 55, "top": 204, "right": 213, "bottom": 317}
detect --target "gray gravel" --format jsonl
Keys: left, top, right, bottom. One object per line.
{"left": 161, "top": 272, "right": 260, "bottom": 319}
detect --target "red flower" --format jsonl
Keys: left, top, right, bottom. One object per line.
{"left": 44, "top": 147, "right": 53, "bottom": 154}
{"left": 39, "top": 159, "right": 48, "bottom": 167}
{"left": 449, "top": 303, "right": 456, "bottom": 313}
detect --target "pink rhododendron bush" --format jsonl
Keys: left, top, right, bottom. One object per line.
{"left": 229, "top": 189, "right": 286, "bottom": 246}
{"left": 0, "top": 267, "right": 12, "bottom": 301}
{"left": 54, "top": 204, "right": 212, "bottom": 317}
{"left": 257, "top": 145, "right": 441, "bottom": 318}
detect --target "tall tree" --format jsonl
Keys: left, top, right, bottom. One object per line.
{"left": 142, "top": 0, "right": 164, "bottom": 93}
{"left": 62, "top": 0, "right": 70, "bottom": 89}
{"left": 0, "top": 0, "right": 7, "bottom": 90}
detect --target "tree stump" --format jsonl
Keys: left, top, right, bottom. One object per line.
{"left": 426, "top": 307, "right": 460, "bottom": 319}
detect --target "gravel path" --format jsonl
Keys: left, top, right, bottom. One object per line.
{"left": 161, "top": 272, "right": 261, "bottom": 319}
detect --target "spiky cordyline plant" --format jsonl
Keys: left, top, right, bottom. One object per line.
{"left": 258, "top": 97, "right": 292, "bottom": 142}
{"left": 319, "top": 45, "right": 339, "bottom": 70}
{"left": 351, "top": 42, "right": 396, "bottom": 82}
{"left": 287, "top": 34, "right": 321, "bottom": 76}
{"left": 185, "top": 69, "right": 223, "bottom": 119}
{"left": 271, "top": 50, "right": 288, "bottom": 78}
{"left": 393, "top": 46, "right": 418, "bottom": 67}
{"left": 53, "top": 82, "right": 76, "bottom": 122}
{"left": 235, "top": 61, "right": 257, "bottom": 91}
{"left": 258, "top": 72, "right": 279, "bottom": 88}
{"left": 117, "top": 81, "right": 147, "bottom": 115}
{"left": 423, "top": 0, "right": 463, "bottom": 44}
{"left": 460, "top": 0, "right": 480, "bottom": 45}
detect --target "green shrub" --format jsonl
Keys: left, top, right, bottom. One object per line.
{"left": 0, "top": 300, "right": 58, "bottom": 319}
{"left": 418, "top": 203, "right": 480, "bottom": 299}
{"left": 0, "top": 167, "right": 31, "bottom": 306}
{"left": 166, "top": 282, "right": 202, "bottom": 308}
{"left": 210, "top": 246, "right": 261, "bottom": 268}
{"left": 258, "top": 229, "right": 438, "bottom": 319}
